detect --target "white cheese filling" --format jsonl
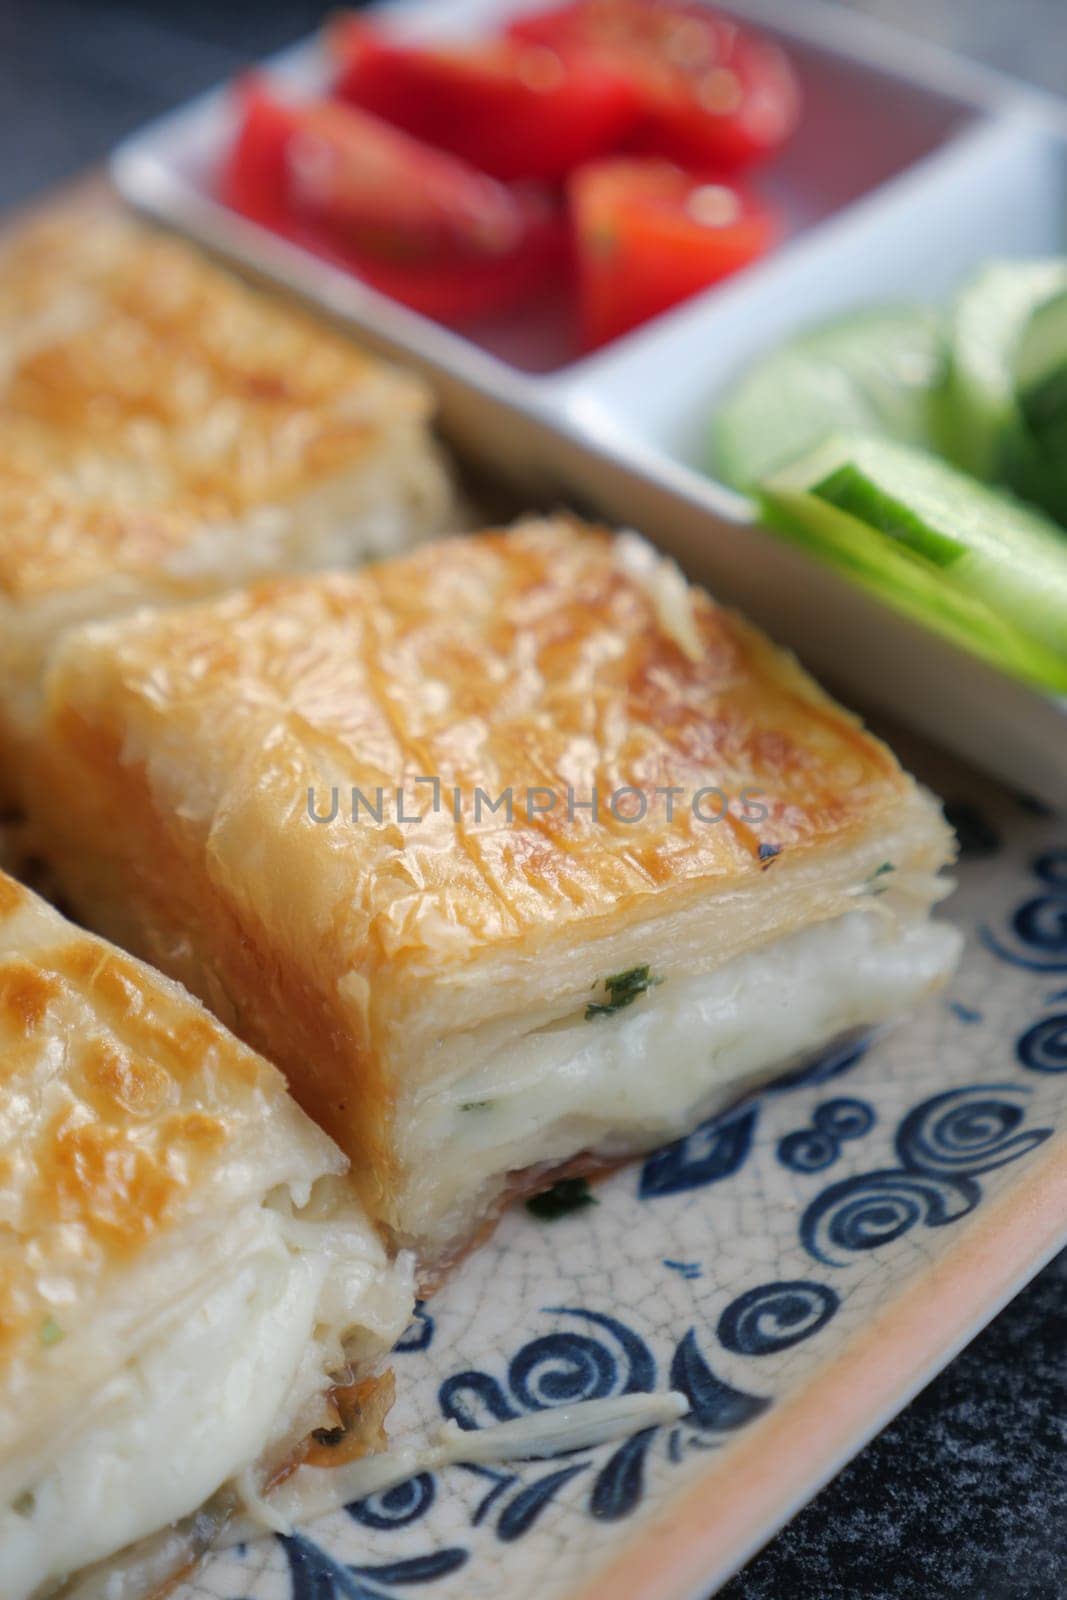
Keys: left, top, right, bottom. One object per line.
{"left": 2, "top": 1204, "right": 411, "bottom": 1600}
{"left": 400, "top": 906, "right": 962, "bottom": 1252}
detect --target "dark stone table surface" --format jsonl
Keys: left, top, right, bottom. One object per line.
{"left": 0, "top": 1, "right": 1063, "bottom": 1596}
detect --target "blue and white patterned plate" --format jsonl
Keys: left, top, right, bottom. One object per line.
{"left": 178, "top": 765, "right": 1067, "bottom": 1600}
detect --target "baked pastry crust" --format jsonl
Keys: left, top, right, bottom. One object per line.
{"left": 0, "top": 871, "right": 321, "bottom": 1384}
{"left": 0, "top": 207, "right": 452, "bottom": 804}
{"left": 37, "top": 519, "right": 958, "bottom": 1261}
{"left": 0, "top": 869, "right": 412, "bottom": 1597}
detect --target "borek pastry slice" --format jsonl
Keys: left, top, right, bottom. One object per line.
{"left": 0, "top": 207, "right": 452, "bottom": 806}
{"left": 0, "top": 870, "right": 413, "bottom": 1600}
{"left": 37, "top": 520, "right": 961, "bottom": 1273}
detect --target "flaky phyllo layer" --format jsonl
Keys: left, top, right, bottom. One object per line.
{"left": 34, "top": 520, "right": 961, "bottom": 1270}
{"left": 0, "top": 873, "right": 413, "bottom": 1600}
{"left": 0, "top": 208, "right": 452, "bottom": 810}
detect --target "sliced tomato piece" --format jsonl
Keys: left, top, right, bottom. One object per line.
{"left": 509, "top": 0, "right": 800, "bottom": 171}
{"left": 226, "top": 78, "right": 525, "bottom": 261}
{"left": 330, "top": 18, "right": 639, "bottom": 183}
{"left": 223, "top": 77, "right": 299, "bottom": 227}
{"left": 222, "top": 81, "right": 569, "bottom": 326}
{"left": 287, "top": 99, "right": 529, "bottom": 261}
{"left": 570, "top": 158, "right": 777, "bottom": 348}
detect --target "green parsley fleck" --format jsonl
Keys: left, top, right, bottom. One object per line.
{"left": 585, "top": 965, "right": 663, "bottom": 1020}
{"left": 525, "top": 1178, "right": 598, "bottom": 1221}
{"left": 460, "top": 1100, "right": 493, "bottom": 1113}
{"left": 40, "top": 1317, "right": 64, "bottom": 1348}
{"left": 867, "top": 861, "right": 896, "bottom": 896}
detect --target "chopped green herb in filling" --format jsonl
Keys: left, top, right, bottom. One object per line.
{"left": 865, "top": 861, "right": 896, "bottom": 896}
{"left": 40, "top": 1316, "right": 64, "bottom": 1347}
{"left": 585, "top": 965, "right": 663, "bottom": 1020}
{"left": 526, "top": 1178, "right": 598, "bottom": 1221}
{"left": 459, "top": 1100, "right": 493, "bottom": 1113}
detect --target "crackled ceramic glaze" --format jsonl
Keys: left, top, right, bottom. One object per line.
{"left": 177, "top": 775, "right": 1067, "bottom": 1600}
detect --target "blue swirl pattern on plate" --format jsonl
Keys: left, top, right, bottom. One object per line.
{"left": 981, "top": 850, "right": 1067, "bottom": 971}
{"left": 800, "top": 1085, "right": 1050, "bottom": 1267}
{"left": 717, "top": 1282, "right": 840, "bottom": 1356}
{"left": 777, "top": 1096, "right": 877, "bottom": 1173}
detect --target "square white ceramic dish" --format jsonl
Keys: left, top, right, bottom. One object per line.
{"left": 111, "top": 0, "right": 1067, "bottom": 809}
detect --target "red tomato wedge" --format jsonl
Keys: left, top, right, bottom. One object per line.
{"left": 226, "top": 78, "right": 525, "bottom": 259}
{"left": 570, "top": 158, "right": 777, "bottom": 348}
{"left": 330, "top": 18, "right": 639, "bottom": 183}
{"left": 224, "top": 82, "right": 296, "bottom": 228}
{"left": 223, "top": 81, "right": 568, "bottom": 325}
{"left": 509, "top": 0, "right": 800, "bottom": 171}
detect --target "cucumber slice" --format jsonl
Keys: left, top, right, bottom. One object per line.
{"left": 761, "top": 433, "right": 1067, "bottom": 694}
{"left": 939, "top": 260, "right": 1067, "bottom": 523}
{"left": 1015, "top": 288, "right": 1067, "bottom": 486}
{"left": 1015, "top": 285, "right": 1067, "bottom": 423}
{"left": 713, "top": 306, "right": 943, "bottom": 492}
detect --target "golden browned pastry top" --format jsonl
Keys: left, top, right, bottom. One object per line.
{"left": 48, "top": 519, "right": 919, "bottom": 991}
{"left": 0, "top": 869, "right": 335, "bottom": 1375}
{"left": 0, "top": 210, "right": 430, "bottom": 600}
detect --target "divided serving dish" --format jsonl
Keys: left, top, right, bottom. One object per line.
{"left": 113, "top": 0, "right": 1067, "bottom": 808}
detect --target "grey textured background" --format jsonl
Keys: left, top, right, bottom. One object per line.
{"left": 0, "top": 2, "right": 1063, "bottom": 1597}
